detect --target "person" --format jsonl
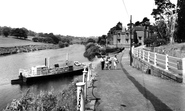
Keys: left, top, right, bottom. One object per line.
{"left": 105, "top": 56, "right": 109, "bottom": 70}
{"left": 100, "top": 55, "right": 105, "bottom": 70}
{"left": 112, "top": 55, "right": 118, "bottom": 69}
{"left": 108, "top": 56, "right": 112, "bottom": 70}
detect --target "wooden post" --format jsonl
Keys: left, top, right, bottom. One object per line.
{"left": 165, "top": 54, "right": 169, "bottom": 70}
{"left": 182, "top": 58, "right": 185, "bottom": 83}
{"left": 148, "top": 51, "right": 150, "bottom": 63}
{"left": 76, "top": 82, "right": 85, "bottom": 111}
{"left": 154, "top": 53, "right": 157, "bottom": 66}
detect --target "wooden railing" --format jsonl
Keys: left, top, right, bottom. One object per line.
{"left": 133, "top": 47, "right": 185, "bottom": 83}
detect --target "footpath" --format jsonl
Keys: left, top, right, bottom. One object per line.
{"left": 86, "top": 48, "right": 185, "bottom": 111}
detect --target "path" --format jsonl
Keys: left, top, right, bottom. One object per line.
{"left": 93, "top": 48, "right": 185, "bottom": 111}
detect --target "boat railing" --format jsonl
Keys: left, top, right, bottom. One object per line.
{"left": 19, "top": 69, "right": 31, "bottom": 77}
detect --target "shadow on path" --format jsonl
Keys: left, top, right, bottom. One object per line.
{"left": 120, "top": 55, "right": 173, "bottom": 111}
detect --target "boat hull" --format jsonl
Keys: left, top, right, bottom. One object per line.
{"left": 11, "top": 68, "right": 83, "bottom": 85}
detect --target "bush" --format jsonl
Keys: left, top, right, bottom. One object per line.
{"left": 4, "top": 80, "right": 78, "bottom": 111}
{"left": 84, "top": 43, "right": 100, "bottom": 61}
{"left": 59, "top": 41, "right": 65, "bottom": 48}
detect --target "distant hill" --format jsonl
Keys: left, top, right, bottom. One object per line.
{"left": 0, "top": 36, "right": 47, "bottom": 47}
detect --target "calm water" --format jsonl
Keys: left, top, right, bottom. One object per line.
{"left": 0, "top": 44, "right": 88, "bottom": 110}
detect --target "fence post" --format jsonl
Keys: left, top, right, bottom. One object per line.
{"left": 165, "top": 54, "right": 169, "bottom": 70}
{"left": 82, "top": 67, "right": 87, "bottom": 83}
{"left": 82, "top": 67, "right": 87, "bottom": 100}
{"left": 76, "top": 82, "right": 85, "bottom": 111}
{"left": 154, "top": 53, "right": 157, "bottom": 66}
{"left": 182, "top": 58, "right": 185, "bottom": 83}
{"left": 143, "top": 50, "right": 145, "bottom": 60}
{"left": 148, "top": 51, "right": 150, "bottom": 63}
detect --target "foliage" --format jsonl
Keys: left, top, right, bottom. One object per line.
{"left": 151, "top": 0, "right": 176, "bottom": 43}
{"left": 86, "top": 38, "right": 96, "bottom": 44}
{"left": 11, "top": 28, "right": 28, "bottom": 39}
{"left": 97, "top": 35, "right": 106, "bottom": 45}
{"left": 176, "top": 0, "right": 185, "bottom": 42}
{"left": 4, "top": 80, "right": 78, "bottom": 111}
{"left": 58, "top": 41, "right": 69, "bottom": 48}
{"left": 83, "top": 42, "right": 100, "bottom": 61}
{"left": 151, "top": 0, "right": 176, "bottom": 20}
{"left": 32, "top": 37, "right": 54, "bottom": 43}
{"left": 144, "top": 37, "right": 155, "bottom": 46}
{"left": 2, "top": 27, "right": 11, "bottom": 37}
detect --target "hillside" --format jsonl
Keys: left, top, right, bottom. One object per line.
{"left": 0, "top": 36, "right": 47, "bottom": 47}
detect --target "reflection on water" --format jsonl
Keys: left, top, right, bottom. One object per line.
{"left": 0, "top": 45, "right": 87, "bottom": 110}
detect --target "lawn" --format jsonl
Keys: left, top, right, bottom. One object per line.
{"left": 0, "top": 36, "right": 47, "bottom": 47}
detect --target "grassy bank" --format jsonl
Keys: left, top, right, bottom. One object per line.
{"left": 0, "top": 44, "right": 59, "bottom": 56}
{"left": 153, "top": 43, "right": 185, "bottom": 58}
{"left": 0, "top": 36, "right": 61, "bottom": 56}
{"left": 0, "top": 36, "right": 47, "bottom": 47}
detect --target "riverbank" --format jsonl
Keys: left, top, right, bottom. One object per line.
{"left": 0, "top": 44, "right": 60, "bottom": 56}
{"left": 3, "top": 76, "right": 80, "bottom": 111}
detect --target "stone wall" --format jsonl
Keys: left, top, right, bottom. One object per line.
{"left": 132, "top": 56, "right": 183, "bottom": 83}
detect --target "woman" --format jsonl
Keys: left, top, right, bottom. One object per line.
{"left": 112, "top": 55, "right": 118, "bottom": 69}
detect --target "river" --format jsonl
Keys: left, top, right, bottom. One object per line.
{"left": 0, "top": 44, "right": 88, "bottom": 110}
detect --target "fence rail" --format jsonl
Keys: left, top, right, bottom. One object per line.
{"left": 133, "top": 47, "right": 185, "bottom": 83}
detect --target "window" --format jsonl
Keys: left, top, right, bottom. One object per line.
{"left": 139, "top": 36, "right": 142, "bottom": 40}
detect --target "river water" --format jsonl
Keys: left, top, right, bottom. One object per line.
{"left": 0, "top": 44, "right": 88, "bottom": 110}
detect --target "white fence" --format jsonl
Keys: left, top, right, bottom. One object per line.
{"left": 133, "top": 47, "right": 185, "bottom": 83}
{"left": 76, "top": 63, "right": 95, "bottom": 111}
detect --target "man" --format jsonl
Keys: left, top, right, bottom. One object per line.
{"left": 100, "top": 55, "right": 105, "bottom": 70}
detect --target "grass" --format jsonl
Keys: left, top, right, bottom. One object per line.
{"left": 0, "top": 36, "right": 47, "bottom": 47}
{"left": 153, "top": 43, "right": 185, "bottom": 58}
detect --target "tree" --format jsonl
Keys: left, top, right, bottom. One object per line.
{"left": 134, "top": 21, "right": 141, "bottom": 26}
{"left": 86, "top": 38, "right": 96, "bottom": 44}
{"left": 151, "top": 0, "right": 176, "bottom": 43}
{"left": 176, "top": 0, "right": 185, "bottom": 42}
{"left": 141, "top": 17, "right": 150, "bottom": 39}
{"left": 97, "top": 35, "right": 106, "bottom": 46}
{"left": 83, "top": 43, "right": 100, "bottom": 61}
{"left": 2, "top": 27, "right": 11, "bottom": 37}
{"left": 11, "top": 28, "right": 28, "bottom": 39}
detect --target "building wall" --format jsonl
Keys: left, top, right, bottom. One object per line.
{"left": 113, "top": 33, "right": 130, "bottom": 46}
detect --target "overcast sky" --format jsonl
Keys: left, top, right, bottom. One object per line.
{"left": 0, "top": 0, "right": 177, "bottom": 37}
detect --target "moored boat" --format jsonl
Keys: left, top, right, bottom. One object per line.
{"left": 11, "top": 58, "right": 85, "bottom": 84}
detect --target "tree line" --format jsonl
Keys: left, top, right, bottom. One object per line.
{"left": 0, "top": 26, "right": 90, "bottom": 47}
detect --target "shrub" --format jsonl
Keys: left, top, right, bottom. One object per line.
{"left": 4, "top": 80, "right": 78, "bottom": 111}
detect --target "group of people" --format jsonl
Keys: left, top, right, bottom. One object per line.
{"left": 100, "top": 54, "right": 119, "bottom": 70}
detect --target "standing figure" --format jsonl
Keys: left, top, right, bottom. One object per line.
{"left": 100, "top": 55, "right": 105, "bottom": 70}
{"left": 112, "top": 55, "right": 119, "bottom": 69}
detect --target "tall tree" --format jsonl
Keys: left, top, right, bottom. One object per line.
{"left": 176, "top": 0, "right": 185, "bottom": 42}
{"left": 2, "top": 27, "right": 11, "bottom": 37}
{"left": 151, "top": 0, "right": 176, "bottom": 43}
{"left": 141, "top": 17, "right": 150, "bottom": 39}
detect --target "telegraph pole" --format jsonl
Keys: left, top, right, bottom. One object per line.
{"left": 130, "top": 15, "right": 133, "bottom": 66}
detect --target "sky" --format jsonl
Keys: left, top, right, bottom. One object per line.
{"left": 0, "top": 0, "right": 177, "bottom": 37}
